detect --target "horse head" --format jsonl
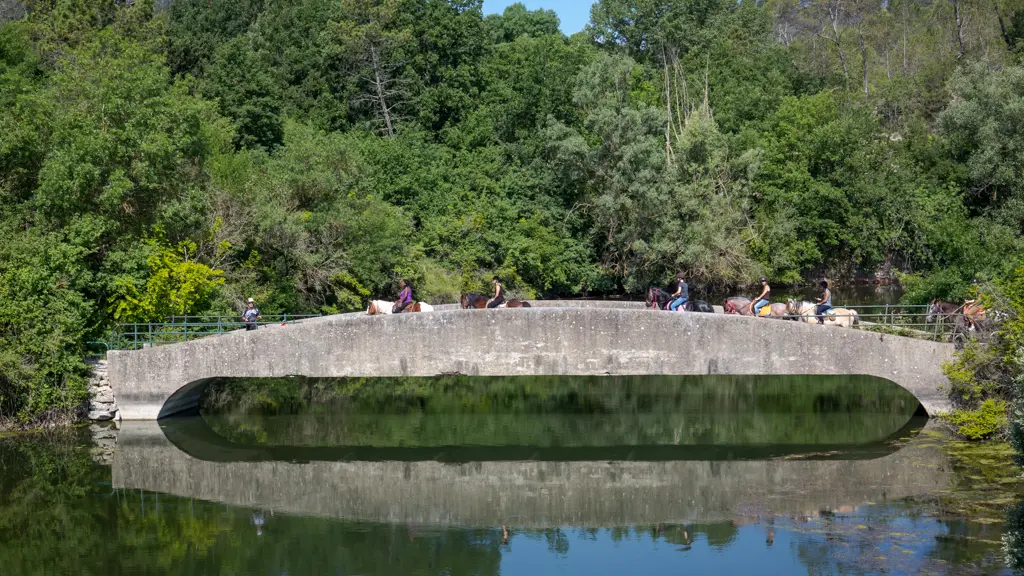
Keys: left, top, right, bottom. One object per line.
{"left": 645, "top": 287, "right": 656, "bottom": 308}
{"left": 459, "top": 294, "right": 468, "bottom": 309}
{"left": 786, "top": 299, "right": 797, "bottom": 314}
{"left": 926, "top": 300, "right": 938, "bottom": 324}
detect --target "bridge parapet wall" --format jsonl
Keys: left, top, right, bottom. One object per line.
{"left": 108, "top": 306, "right": 953, "bottom": 420}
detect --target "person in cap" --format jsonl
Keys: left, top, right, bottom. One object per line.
{"left": 242, "top": 298, "right": 262, "bottom": 331}
{"left": 750, "top": 277, "right": 771, "bottom": 317}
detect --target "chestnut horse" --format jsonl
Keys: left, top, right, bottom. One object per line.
{"left": 724, "top": 297, "right": 753, "bottom": 315}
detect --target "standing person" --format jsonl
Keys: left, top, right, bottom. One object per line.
{"left": 242, "top": 298, "right": 262, "bottom": 331}
{"left": 486, "top": 276, "right": 506, "bottom": 308}
{"left": 669, "top": 272, "right": 688, "bottom": 312}
{"left": 393, "top": 279, "right": 413, "bottom": 313}
{"left": 815, "top": 281, "right": 832, "bottom": 325}
{"left": 751, "top": 277, "right": 771, "bottom": 317}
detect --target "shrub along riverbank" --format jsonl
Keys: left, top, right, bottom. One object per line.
{"left": 3, "top": 0, "right": 1024, "bottom": 423}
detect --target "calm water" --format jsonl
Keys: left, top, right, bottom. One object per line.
{"left": 3, "top": 374, "right": 1023, "bottom": 575}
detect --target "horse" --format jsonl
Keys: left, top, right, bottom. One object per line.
{"left": 758, "top": 302, "right": 790, "bottom": 319}
{"left": 683, "top": 300, "right": 715, "bottom": 313}
{"left": 926, "top": 300, "right": 960, "bottom": 324}
{"left": 504, "top": 299, "right": 532, "bottom": 308}
{"left": 786, "top": 300, "right": 818, "bottom": 323}
{"left": 826, "top": 308, "right": 859, "bottom": 328}
{"left": 645, "top": 286, "right": 673, "bottom": 310}
{"left": 395, "top": 302, "right": 434, "bottom": 313}
{"left": 786, "top": 300, "right": 857, "bottom": 327}
{"left": 367, "top": 300, "right": 394, "bottom": 315}
{"left": 460, "top": 293, "right": 488, "bottom": 309}
{"left": 723, "top": 297, "right": 753, "bottom": 315}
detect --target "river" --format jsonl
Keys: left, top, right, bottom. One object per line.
{"left": 2, "top": 374, "right": 1022, "bottom": 574}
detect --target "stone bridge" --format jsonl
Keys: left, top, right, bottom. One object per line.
{"left": 107, "top": 302, "right": 955, "bottom": 419}
{"left": 111, "top": 418, "right": 952, "bottom": 527}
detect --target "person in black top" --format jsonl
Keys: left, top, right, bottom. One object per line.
{"left": 815, "top": 281, "right": 832, "bottom": 325}
{"left": 486, "top": 276, "right": 506, "bottom": 308}
{"left": 668, "top": 272, "right": 688, "bottom": 311}
{"left": 242, "top": 297, "right": 262, "bottom": 331}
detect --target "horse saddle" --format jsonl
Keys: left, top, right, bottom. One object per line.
{"left": 758, "top": 306, "right": 773, "bottom": 317}
{"left": 825, "top": 308, "right": 837, "bottom": 320}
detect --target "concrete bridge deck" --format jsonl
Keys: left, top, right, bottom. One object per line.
{"left": 107, "top": 303, "right": 955, "bottom": 419}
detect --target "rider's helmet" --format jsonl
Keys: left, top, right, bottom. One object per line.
{"left": 820, "top": 280, "right": 829, "bottom": 288}
{"left": 760, "top": 277, "right": 767, "bottom": 283}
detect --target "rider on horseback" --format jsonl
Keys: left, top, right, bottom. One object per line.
{"left": 964, "top": 279, "right": 984, "bottom": 331}
{"left": 815, "top": 281, "right": 832, "bottom": 325}
{"left": 669, "top": 272, "right": 688, "bottom": 312}
{"left": 751, "top": 277, "right": 770, "bottom": 317}
{"left": 393, "top": 279, "right": 413, "bottom": 313}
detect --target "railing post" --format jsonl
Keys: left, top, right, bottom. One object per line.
{"left": 184, "top": 318, "right": 188, "bottom": 342}
{"left": 218, "top": 316, "right": 223, "bottom": 334}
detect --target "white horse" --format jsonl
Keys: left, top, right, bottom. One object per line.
{"left": 367, "top": 300, "right": 394, "bottom": 315}
{"left": 785, "top": 300, "right": 858, "bottom": 327}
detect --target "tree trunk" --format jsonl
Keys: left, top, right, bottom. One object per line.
{"left": 953, "top": 0, "right": 968, "bottom": 59}
{"left": 859, "top": 26, "right": 869, "bottom": 95}
{"left": 992, "top": 0, "right": 1012, "bottom": 48}
{"left": 370, "top": 45, "right": 395, "bottom": 138}
{"left": 829, "top": 5, "right": 850, "bottom": 85}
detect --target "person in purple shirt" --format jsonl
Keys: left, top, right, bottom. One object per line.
{"left": 393, "top": 279, "right": 413, "bottom": 313}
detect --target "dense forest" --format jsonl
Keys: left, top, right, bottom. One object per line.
{"left": 1, "top": 0, "right": 1024, "bottom": 423}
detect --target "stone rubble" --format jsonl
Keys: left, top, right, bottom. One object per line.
{"left": 87, "top": 359, "right": 120, "bottom": 421}
{"left": 89, "top": 421, "right": 119, "bottom": 465}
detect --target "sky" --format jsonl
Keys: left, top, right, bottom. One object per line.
{"left": 482, "top": 0, "right": 593, "bottom": 34}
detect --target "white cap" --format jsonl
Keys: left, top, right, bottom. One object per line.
{"left": 247, "top": 298, "right": 254, "bottom": 303}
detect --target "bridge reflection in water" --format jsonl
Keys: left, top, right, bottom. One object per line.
{"left": 112, "top": 374, "right": 947, "bottom": 529}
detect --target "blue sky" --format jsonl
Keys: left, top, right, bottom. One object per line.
{"left": 482, "top": 0, "right": 593, "bottom": 34}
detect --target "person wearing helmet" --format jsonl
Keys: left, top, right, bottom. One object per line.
{"left": 750, "top": 277, "right": 771, "bottom": 317}
{"left": 815, "top": 281, "right": 832, "bottom": 325}
{"left": 668, "top": 272, "right": 689, "bottom": 312}
{"left": 241, "top": 298, "right": 262, "bottom": 331}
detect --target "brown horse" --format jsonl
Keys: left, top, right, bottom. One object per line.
{"left": 460, "top": 293, "right": 488, "bottom": 309}
{"left": 505, "top": 299, "right": 532, "bottom": 308}
{"left": 723, "top": 297, "right": 753, "bottom": 315}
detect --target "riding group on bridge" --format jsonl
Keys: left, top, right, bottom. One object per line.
{"left": 363, "top": 270, "right": 988, "bottom": 339}
{"left": 646, "top": 272, "right": 860, "bottom": 328}
{"left": 366, "top": 277, "right": 530, "bottom": 315}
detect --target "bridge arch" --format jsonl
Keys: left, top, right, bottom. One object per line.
{"left": 107, "top": 305, "right": 954, "bottom": 420}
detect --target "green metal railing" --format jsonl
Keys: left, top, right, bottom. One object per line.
{"left": 110, "top": 314, "right": 322, "bottom": 350}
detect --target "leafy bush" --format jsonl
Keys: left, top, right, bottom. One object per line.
{"left": 944, "top": 400, "right": 1008, "bottom": 441}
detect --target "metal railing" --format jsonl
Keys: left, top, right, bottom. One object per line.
{"left": 812, "top": 304, "right": 961, "bottom": 341}
{"left": 110, "top": 314, "right": 322, "bottom": 350}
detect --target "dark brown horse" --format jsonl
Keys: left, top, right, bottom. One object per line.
{"left": 645, "top": 287, "right": 673, "bottom": 310}
{"left": 685, "top": 300, "right": 715, "bottom": 313}
{"left": 460, "top": 293, "right": 488, "bottom": 309}
{"left": 926, "top": 300, "right": 961, "bottom": 324}
{"left": 460, "top": 293, "right": 531, "bottom": 308}
{"left": 646, "top": 287, "right": 714, "bottom": 313}
{"left": 723, "top": 297, "right": 753, "bottom": 315}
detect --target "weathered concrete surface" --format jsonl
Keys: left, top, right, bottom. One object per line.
{"left": 108, "top": 306, "right": 954, "bottom": 419}
{"left": 111, "top": 420, "right": 952, "bottom": 528}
